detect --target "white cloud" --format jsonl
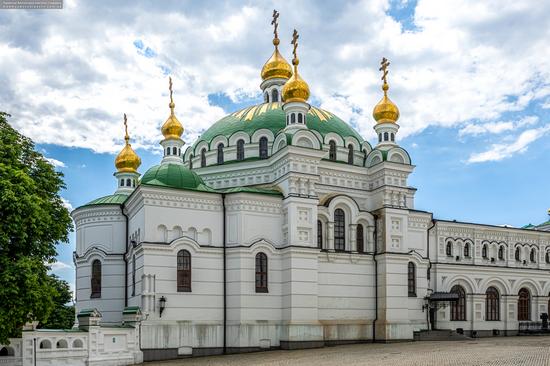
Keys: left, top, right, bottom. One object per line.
{"left": 467, "top": 125, "right": 550, "bottom": 163}
{"left": 45, "top": 157, "right": 66, "bottom": 168}
{"left": 61, "top": 197, "right": 74, "bottom": 211}
{"left": 0, "top": 0, "right": 549, "bottom": 158}
{"left": 49, "top": 261, "right": 74, "bottom": 271}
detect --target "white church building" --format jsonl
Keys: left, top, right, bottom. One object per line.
{"left": 64, "top": 13, "right": 550, "bottom": 362}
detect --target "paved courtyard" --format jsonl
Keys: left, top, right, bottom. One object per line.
{"left": 146, "top": 336, "right": 550, "bottom": 366}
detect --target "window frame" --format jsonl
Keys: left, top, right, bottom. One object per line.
{"left": 177, "top": 250, "right": 192, "bottom": 292}
{"left": 317, "top": 220, "right": 323, "bottom": 249}
{"left": 329, "top": 141, "right": 336, "bottom": 161}
{"left": 407, "top": 262, "right": 416, "bottom": 297}
{"left": 485, "top": 286, "right": 500, "bottom": 321}
{"left": 90, "top": 259, "right": 102, "bottom": 298}
{"left": 356, "top": 224, "right": 364, "bottom": 253}
{"left": 255, "top": 252, "right": 268, "bottom": 293}
{"left": 217, "top": 143, "right": 224, "bottom": 165}
{"left": 236, "top": 139, "right": 245, "bottom": 161}
{"left": 334, "top": 208, "right": 345, "bottom": 251}
{"left": 450, "top": 285, "right": 466, "bottom": 321}
{"left": 518, "top": 288, "right": 531, "bottom": 321}
{"left": 200, "top": 148, "right": 206, "bottom": 167}
{"left": 259, "top": 137, "right": 268, "bottom": 159}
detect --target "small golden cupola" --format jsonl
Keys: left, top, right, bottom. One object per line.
{"left": 373, "top": 58, "right": 400, "bottom": 146}
{"left": 373, "top": 57, "right": 400, "bottom": 124}
{"left": 282, "top": 29, "right": 310, "bottom": 104}
{"left": 161, "top": 77, "right": 184, "bottom": 140}
{"left": 160, "top": 77, "right": 186, "bottom": 165}
{"left": 260, "top": 10, "right": 293, "bottom": 103}
{"left": 115, "top": 114, "right": 141, "bottom": 173}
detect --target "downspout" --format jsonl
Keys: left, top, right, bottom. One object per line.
{"left": 122, "top": 203, "right": 129, "bottom": 308}
{"left": 222, "top": 193, "right": 227, "bottom": 354}
{"left": 372, "top": 213, "right": 378, "bottom": 343}
{"left": 426, "top": 217, "right": 436, "bottom": 330}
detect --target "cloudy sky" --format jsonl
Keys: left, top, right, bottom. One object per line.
{"left": 2, "top": 0, "right": 550, "bottom": 290}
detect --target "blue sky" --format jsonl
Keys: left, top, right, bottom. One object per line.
{"left": 2, "top": 0, "right": 550, "bottom": 291}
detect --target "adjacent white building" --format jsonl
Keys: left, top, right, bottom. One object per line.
{"left": 67, "top": 17, "right": 550, "bottom": 362}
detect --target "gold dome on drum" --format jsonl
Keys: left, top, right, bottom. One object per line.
{"left": 261, "top": 42, "right": 293, "bottom": 81}
{"left": 161, "top": 77, "right": 184, "bottom": 140}
{"left": 115, "top": 114, "right": 141, "bottom": 173}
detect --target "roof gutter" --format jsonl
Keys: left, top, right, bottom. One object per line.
{"left": 222, "top": 193, "right": 227, "bottom": 354}
{"left": 121, "top": 203, "right": 129, "bottom": 308}
{"left": 372, "top": 213, "right": 378, "bottom": 343}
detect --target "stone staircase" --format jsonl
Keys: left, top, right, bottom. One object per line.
{"left": 413, "top": 330, "right": 472, "bottom": 341}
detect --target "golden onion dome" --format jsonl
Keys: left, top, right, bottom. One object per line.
{"left": 161, "top": 77, "right": 184, "bottom": 140}
{"left": 282, "top": 30, "right": 310, "bottom": 103}
{"left": 373, "top": 83, "right": 400, "bottom": 124}
{"left": 115, "top": 115, "right": 141, "bottom": 173}
{"left": 261, "top": 39, "right": 293, "bottom": 81}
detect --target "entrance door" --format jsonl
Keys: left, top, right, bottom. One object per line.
{"left": 429, "top": 307, "right": 436, "bottom": 330}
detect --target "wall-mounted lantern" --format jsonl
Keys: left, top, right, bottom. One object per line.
{"left": 159, "top": 296, "right": 167, "bottom": 317}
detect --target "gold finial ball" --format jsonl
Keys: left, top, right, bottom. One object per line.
{"left": 273, "top": 38, "right": 280, "bottom": 46}
{"left": 382, "top": 83, "right": 389, "bottom": 92}
{"left": 169, "top": 102, "right": 175, "bottom": 109}
{"left": 292, "top": 57, "right": 299, "bottom": 66}
{"left": 115, "top": 144, "right": 141, "bottom": 173}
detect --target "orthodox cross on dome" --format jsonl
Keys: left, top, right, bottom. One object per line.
{"left": 168, "top": 76, "right": 175, "bottom": 115}
{"left": 291, "top": 29, "right": 299, "bottom": 64}
{"left": 379, "top": 57, "right": 390, "bottom": 94}
{"left": 271, "top": 9, "right": 279, "bottom": 41}
{"left": 123, "top": 113, "right": 129, "bottom": 143}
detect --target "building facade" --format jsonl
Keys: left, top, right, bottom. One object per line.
{"left": 69, "top": 14, "right": 550, "bottom": 362}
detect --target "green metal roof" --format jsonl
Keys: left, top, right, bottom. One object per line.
{"left": 222, "top": 186, "right": 283, "bottom": 196}
{"left": 193, "top": 102, "right": 364, "bottom": 149}
{"left": 81, "top": 193, "right": 129, "bottom": 208}
{"left": 141, "top": 163, "right": 217, "bottom": 192}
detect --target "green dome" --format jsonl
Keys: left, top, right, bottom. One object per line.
{"left": 141, "top": 163, "right": 215, "bottom": 192}
{"left": 194, "top": 102, "right": 364, "bottom": 148}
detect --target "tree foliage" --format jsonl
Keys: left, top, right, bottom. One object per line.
{"left": 39, "top": 275, "right": 75, "bottom": 330}
{"left": 0, "top": 112, "right": 73, "bottom": 343}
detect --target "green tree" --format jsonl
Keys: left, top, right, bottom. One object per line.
{"left": 39, "top": 275, "right": 75, "bottom": 330}
{"left": 0, "top": 112, "right": 73, "bottom": 343}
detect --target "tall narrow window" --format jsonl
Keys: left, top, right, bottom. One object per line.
{"left": 408, "top": 262, "right": 416, "bottom": 297}
{"left": 384, "top": 132, "right": 389, "bottom": 141}
{"left": 518, "top": 288, "right": 530, "bottom": 321}
{"left": 264, "top": 92, "right": 269, "bottom": 102}
{"left": 126, "top": 178, "right": 131, "bottom": 187}
{"left": 291, "top": 113, "right": 296, "bottom": 124}
{"left": 329, "top": 141, "right": 336, "bottom": 161}
{"left": 485, "top": 287, "right": 499, "bottom": 321}
{"left": 177, "top": 250, "right": 191, "bottom": 292}
{"left": 450, "top": 285, "right": 466, "bottom": 321}
{"left": 259, "top": 137, "right": 268, "bottom": 159}
{"left": 356, "top": 224, "right": 364, "bottom": 253}
{"left": 498, "top": 246, "right": 504, "bottom": 260}
{"left": 91, "top": 260, "right": 102, "bottom": 298}
{"left": 446, "top": 241, "right": 453, "bottom": 256}
{"left": 217, "top": 143, "right": 224, "bottom": 165}
{"left": 189, "top": 155, "right": 193, "bottom": 169}
{"left": 131, "top": 255, "right": 136, "bottom": 296}
{"left": 546, "top": 252, "right": 550, "bottom": 264}
{"left": 272, "top": 89, "right": 279, "bottom": 102}
{"left": 390, "top": 133, "right": 395, "bottom": 142}
{"left": 298, "top": 113, "right": 303, "bottom": 124}
{"left": 255, "top": 252, "right": 268, "bottom": 293}
{"left": 172, "top": 147, "right": 177, "bottom": 155}
{"left": 378, "top": 133, "right": 382, "bottom": 142}
{"left": 515, "top": 247, "right": 521, "bottom": 261}
{"left": 530, "top": 249, "right": 536, "bottom": 263}
{"left": 334, "top": 208, "right": 345, "bottom": 251}
{"left": 464, "top": 243, "right": 470, "bottom": 257}
{"left": 200, "top": 148, "right": 206, "bottom": 167}
{"left": 347, "top": 144, "right": 354, "bottom": 164}
{"left": 317, "top": 220, "right": 323, "bottom": 249}
{"left": 237, "top": 139, "right": 245, "bottom": 161}
{"left": 482, "top": 244, "right": 488, "bottom": 258}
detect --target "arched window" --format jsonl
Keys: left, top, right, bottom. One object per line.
{"left": 200, "top": 148, "right": 206, "bottom": 167}
{"left": 486, "top": 286, "right": 500, "bottom": 321}
{"left": 72, "top": 339, "right": 83, "bottom": 348}
{"left": 237, "top": 139, "right": 245, "bottom": 161}
{"left": 408, "top": 262, "right": 416, "bottom": 297}
{"left": 291, "top": 113, "right": 296, "bottom": 124}
{"left": 482, "top": 244, "right": 488, "bottom": 258}
{"left": 172, "top": 147, "right": 177, "bottom": 155}
{"left": 334, "top": 208, "right": 345, "bottom": 251}
{"left": 39, "top": 340, "right": 51, "bottom": 349}
{"left": 317, "top": 220, "right": 323, "bottom": 249}
{"left": 384, "top": 132, "right": 389, "bottom": 141}
{"left": 356, "top": 224, "right": 364, "bottom": 253}
{"left": 498, "top": 246, "right": 504, "bottom": 260}
{"left": 515, "top": 247, "right": 521, "bottom": 261}
{"left": 189, "top": 155, "right": 193, "bottom": 169}
{"left": 217, "top": 143, "right": 224, "bottom": 165}
{"left": 56, "top": 339, "right": 68, "bottom": 349}
{"left": 177, "top": 250, "right": 191, "bottom": 292}
{"left": 255, "top": 252, "right": 268, "bottom": 293}
{"left": 0, "top": 347, "right": 14, "bottom": 356}
{"left": 546, "top": 252, "right": 550, "bottom": 264}
{"left": 298, "top": 113, "right": 303, "bottom": 124}
{"left": 329, "top": 141, "right": 336, "bottom": 161}
{"left": 272, "top": 89, "right": 279, "bottom": 102}
{"left": 91, "top": 259, "right": 101, "bottom": 298}
{"left": 259, "top": 137, "right": 268, "bottom": 159}
{"left": 378, "top": 133, "right": 382, "bottom": 142}
{"left": 126, "top": 178, "right": 131, "bottom": 187}
{"left": 166, "top": 147, "right": 170, "bottom": 155}
{"left": 120, "top": 179, "right": 124, "bottom": 187}
{"left": 446, "top": 241, "right": 453, "bottom": 256}
{"left": 390, "top": 133, "right": 395, "bottom": 142}
{"left": 464, "top": 243, "right": 470, "bottom": 257}
{"left": 347, "top": 144, "right": 354, "bottom": 164}
{"left": 131, "top": 254, "right": 136, "bottom": 296}
{"left": 530, "top": 249, "right": 536, "bottom": 263}
{"left": 450, "top": 285, "right": 466, "bottom": 321}
{"left": 518, "top": 288, "right": 530, "bottom": 321}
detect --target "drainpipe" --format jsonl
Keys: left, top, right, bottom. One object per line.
{"left": 222, "top": 193, "right": 227, "bottom": 354}
{"left": 122, "top": 204, "right": 129, "bottom": 308}
{"left": 372, "top": 213, "right": 378, "bottom": 343}
{"left": 426, "top": 217, "right": 436, "bottom": 330}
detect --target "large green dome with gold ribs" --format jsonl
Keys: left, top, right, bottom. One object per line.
{"left": 193, "top": 102, "right": 363, "bottom": 148}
